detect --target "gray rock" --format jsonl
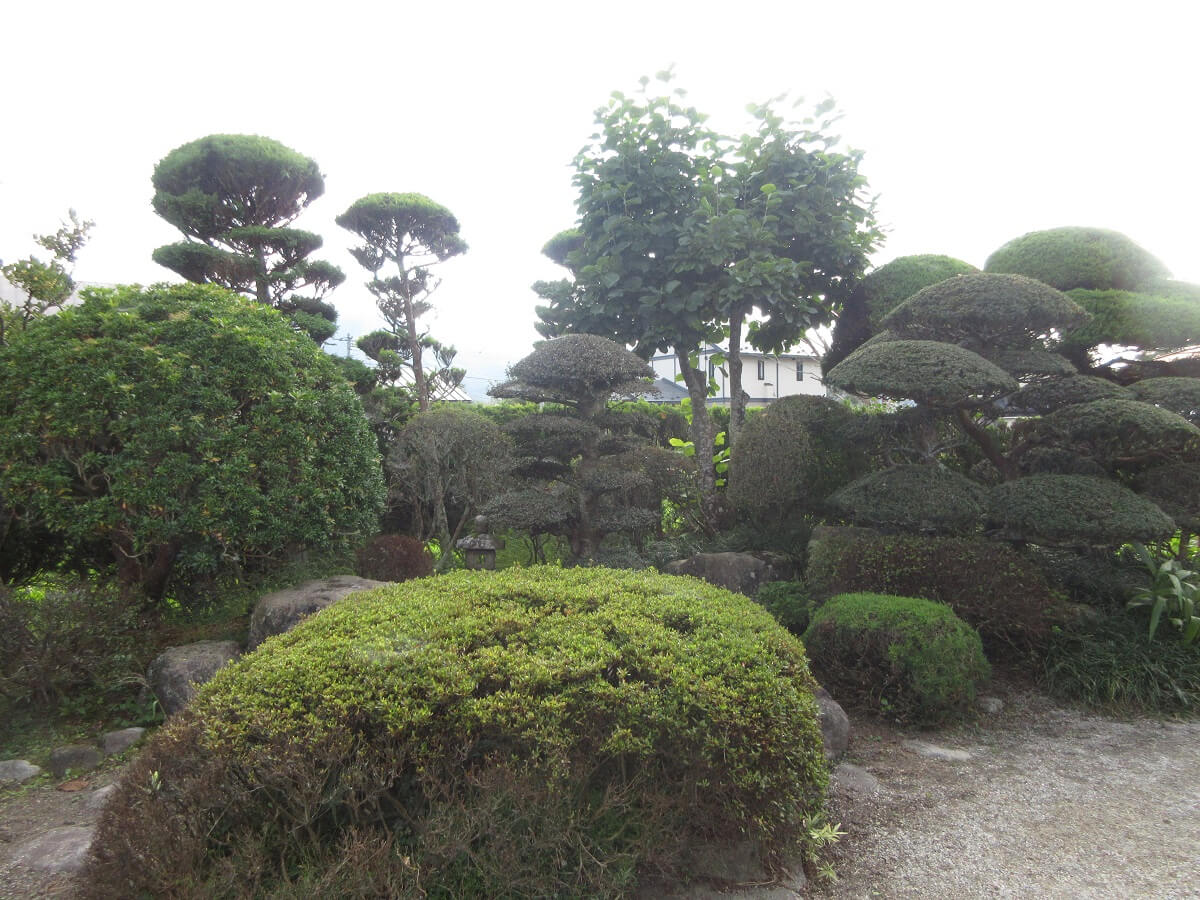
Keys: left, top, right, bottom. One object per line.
{"left": 85, "top": 783, "right": 117, "bottom": 812}
{"left": 903, "top": 739, "right": 973, "bottom": 762}
{"left": 686, "top": 838, "right": 768, "bottom": 884}
{"left": 101, "top": 726, "right": 146, "bottom": 756}
{"left": 49, "top": 744, "right": 102, "bottom": 779}
{"left": 0, "top": 759, "right": 42, "bottom": 783}
{"left": 978, "top": 695, "right": 1005, "bottom": 715}
{"left": 833, "top": 762, "right": 885, "bottom": 796}
{"left": 147, "top": 639, "right": 241, "bottom": 716}
{"left": 665, "top": 552, "right": 778, "bottom": 597}
{"left": 248, "top": 575, "right": 386, "bottom": 649}
{"left": 11, "top": 825, "right": 95, "bottom": 873}
{"left": 814, "top": 686, "right": 850, "bottom": 758}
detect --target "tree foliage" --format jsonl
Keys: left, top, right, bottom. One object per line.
{"left": 1, "top": 209, "right": 93, "bottom": 343}
{"left": 151, "top": 134, "right": 344, "bottom": 342}
{"left": 0, "top": 283, "right": 384, "bottom": 600}
{"left": 534, "top": 73, "right": 880, "bottom": 524}
{"left": 337, "top": 193, "right": 468, "bottom": 411}
{"left": 983, "top": 227, "right": 1169, "bottom": 292}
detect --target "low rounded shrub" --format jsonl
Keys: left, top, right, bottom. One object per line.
{"left": 755, "top": 580, "right": 813, "bottom": 635}
{"left": 983, "top": 227, "right": 1169, "bottom": 292}
{"left": 85, "top": 567, "right": 828, "bottom": 899}
{"left": 354, "top": 533, "right": 434, "bottom": 582}
{"left": 804, "top": 528, "right": 1059, "bottom": 653}
{"left": 803, "top": 592, "right": 990, "bottom": 725}
{"left": 829, "top": 464, "right": 987, "bottom": 534}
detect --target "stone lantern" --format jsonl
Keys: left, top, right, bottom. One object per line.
{"left": 456, "top": 515, "right": 504, "bottom": 570}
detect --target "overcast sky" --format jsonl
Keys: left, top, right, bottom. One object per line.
{"left": 3, "top": 1, "right": 1195, "bottom": 399}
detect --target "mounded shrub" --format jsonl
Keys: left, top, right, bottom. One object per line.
{"left": 859, "top": 254, "right": 978, "bottom": 328}
{"left": 804, "top": 528, "right": 1059, "bottom": 651}
{"left": 1014, "top": 375, "right": 1130, "bottom": 414}
{"left": 1128, "top": 377, "right": 1200, "bottom": 424}
{"left": 986, "top": 474, "right": 1176, "bottom": 547}
{"left": 85, "top": 567, "right": 828, "bottom": 899}
{"left": 825, "top": 340, "right": 1018, "bottom": 407}
{"left": 829, "top": 464, "right": 987, "bottom": 534}
{"left": 1064, "top": 289, "right": 1200, "bottom": 353}
{"left": 1021, "top": 398, "right": 1200, "bottom": 472}
{"left": 802, "top": 592, "right": 990, "bottom": 725}
{"left": 354, "top": 534, "right": 434, "bottom": 582}
{"left": 1135, "top": 462, "right": 1200, "bottom": 531}
{"left": 754, "top": 580, "right": 813, "bottom": 635}
{"left": 983, "top": 227, "right": 1169, "bottom": 292}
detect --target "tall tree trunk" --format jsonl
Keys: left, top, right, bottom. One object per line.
{"left": 677, "top": 347, "right": 724, "bottom": 534}
{"left": 405, "top": 292, "right": 428, "bottom": 412}
{"left": 727, "top": 306, "right": 749, "bottom": 446}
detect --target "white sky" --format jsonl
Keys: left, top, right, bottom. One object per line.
{"left": 3, "top": 0, "right": 1196, "bottom": 399}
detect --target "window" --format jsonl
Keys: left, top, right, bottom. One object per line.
{"left": 756, "top": 359, "right": 765, "bottom": 380}
{"left": 796, "top": 360, "right": 804, "bottom": 382}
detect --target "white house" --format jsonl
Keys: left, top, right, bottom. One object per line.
{"left": 648, "top": 345, "right": 826, "bottom": 406}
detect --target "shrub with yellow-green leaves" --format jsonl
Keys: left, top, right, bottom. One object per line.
{"left": 84, "top": 567, "right": 828, "bottom": 899}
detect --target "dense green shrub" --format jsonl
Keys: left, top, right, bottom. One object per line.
{"left": 983, "top": 227, "right": 1169, "bottom": 292}
{"left": 1042, "top": 613, "right": 1200, "bottom": 712}
{"left": 1128, "top": 377, "right": 1200, "bottom": 424}
{"left": 727, "top": 395, "right": 868, "bottom": 525}
{"left": 1063, "top": 289, "right": 1200, "bottom": 353}
{"left": 825, "top": 340, "right": 1017, "bottom": 407}
{"left": 805, "top": 528, "right": 1059, "bottom": 650}
{"left": 802, "top": 592, "right": 989, "bottom": 725}
{"left": 0, "top": 283, "right": 385, "bottom": 600}
{"left": 755, "top": 581, "right": 813, "bottom": 635}
{"left": 85, "top": 567, "right": 828, "bottom": 899}
{"left": 1014, "top": 375, "right": 1130, "bottom": 414}
{"left": 354, "top": 534, "right": 434, "bottom": 582}
{"left": 829, "top": 465, "right": 987, "bottom": 534}
{"left": 860, "top": 255, "right": 978, "bottom": 327}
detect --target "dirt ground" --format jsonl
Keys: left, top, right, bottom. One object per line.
{"left": 3, "top": 676, "right": 1198, "bottom": 899}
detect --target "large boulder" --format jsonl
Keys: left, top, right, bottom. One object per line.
{"left": 665, "top": 552, "right": 780, "bottom": 597}
{"left": 247, "top": 575, "right": 386, "bottom": 650}
{"left": 814, "top": 687, "right": 850, "bottom": 758}
{"left": 146, "top": 640, "right": 241, "bottom": 716}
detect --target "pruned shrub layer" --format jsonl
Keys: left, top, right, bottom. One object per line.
{"left": 805, "top": 528, "right": 1059, "bottom": 652}
{"left": 85, "top": 567, "right": 827, "bottom": 899}
{"left": 802, "top": 592, "right": 990, "bottom": 725}
{"left": 755, "top": 580, "right": 813, "bottom": 635}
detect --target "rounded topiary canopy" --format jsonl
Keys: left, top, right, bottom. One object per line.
{"left": 978, "top": 348, "right": 1077, "bottom": 378}
{"left": 1128, "top": 377, "right": 1200, "bottom": 423}
{"left": 986, "top": 474, "right": 1175, "bottom": 546}
{"left": 882, "top": 273, "right": 1089, "bottom": 349}
{"left": 1031, "top": 398, "right": 1200, "bottom": 466}
{"left": 983, "top": 227, "right": 1169, "bottom": 292}
{"left": 1136, "top": 462, "right": 1200, "bottom": 530}
{"left": 489, "top": 334, "right": 654, "bottom": 407}
{"left": 826, "top": 339, "right": 1018, "bottom": 407}
{"left": 860, "top": 255, "right": 978, "bottom": 327}
{"left": 1064, "top": 289, "right": 1200, "bottom": 352}
{"left": 84, "top": 567, "right": 827, "bottom": 898}
{"left": 829, "top": 464, "right": 987, "bottom": 534}
{"left": 1014, "top": 375, "right": 1130, "bottom": 414}
{"left": 727, "top": 395, "right": 868, "bottom": 522}
{"left": 335, "top": 192, "right": 468, "bottom": 263}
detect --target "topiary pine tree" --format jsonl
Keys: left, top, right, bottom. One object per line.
{"left": 151, "top": 134, "right": 345, "bottom": 343}
{"left": 485, "top": 335, "right": 689, "bottom": 561}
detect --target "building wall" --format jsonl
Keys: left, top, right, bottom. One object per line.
{"left": 650, "top": 347, "right": 825, "bottom": 405}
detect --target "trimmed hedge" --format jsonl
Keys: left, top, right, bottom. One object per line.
{"left": 1064, "top": 289, "right": 1200, "bottom": 352}
{"left": 829, "top": 465, "right": 987, "bottom": 534}
{"left": 803, "top": 592, "right": 990, "bottom": 725}
{"left": 804, "top": 528, "right": 1059, "bottom": 651}
{"left": 860, "top": 254, "right": 978, "bottom": 327}
{"left": 1128, "top": 377, "right": 1200, "bottom": 424}
{"left": 1014, "top": 375, "right": 1130, "bottom": 414}
{"left": 983, "top": 227, "right": 1169, "bottom": 292}
{"left": 85, "top": 567, "right": 828, "bottom": 899}
{"left": 825, "top": 339, "right": 1017, "bottom": 407}
{"left": 755, "top": 580, "right": 813, "bottom": 635}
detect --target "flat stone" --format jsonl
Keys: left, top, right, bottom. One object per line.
{"left": 903, "top": 739, "right": 973, "bottom": 762}
{"left": 85, "top": 783, "right": 117, "bottom": 812}
{"left": 833, "top": 762, "right": 885, "bottom": 796}
{"left": 0, "top": 759, "right": 42, "bottom": 783}
{"left": 978, "top": 695, "right": 1005, "bottom": 715}
{"left": 101, "top": 726, "right": 146, "bottom": 756}
{"left": 49, "top": 744, "right": 103, "bottom": 779}
{"left": 11, "top": 825, "right": 95, "bottom": 873}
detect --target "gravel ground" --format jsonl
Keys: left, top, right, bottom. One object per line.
{"left": 3, "top": 681, "right": 1197, "bottom": 898}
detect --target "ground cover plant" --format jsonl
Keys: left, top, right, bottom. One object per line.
{"left": 84, "top": 567, "right": 829, "bottom": 899}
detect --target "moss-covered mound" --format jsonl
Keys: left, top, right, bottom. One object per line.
{"left": 805, "top": 528, "right": 1059, "bottom": 650}
{"left": 1128, "top": 377, "right": 1200, "bottom": 424}
{"left": 826, "top": 339, "right": 1018, "bottom": 407}
{"left": 882, "top": 273, "right": 1089, "bottom": 349}
{"left": 829, "top": 465, "right": 987, "bottom": 534}
{"left": 860, "top": 255, "right": 978, "bottom": 327}
{"left": 1014, "top": 375, "right": 1130, "bottom": 414}
{"left": 986, "top": 474, "right": 1175, "bottom": 547}
{"left": 984, "top": 227, "right": 1169, "bottom": 292}
{"left": 85, "top": 567, "right": 828, "bottom": 899}
{"left": 727, "top": 395, "right": 868, "bottom": 524}
{"left": 803, "top": 592, "right": 990, "bottom": 725}
{"left": 1064, "top": 289, "right": 1200, "bottom": 352}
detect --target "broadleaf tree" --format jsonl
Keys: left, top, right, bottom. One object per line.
{"left": 1, "top": 209, "right": 94, "bottom": 344}
{"left": 337, "top": 193, "right": 468, "bottom": 411}
{"left": 534, "top": 74, "right": 880, "bottom": 528}
{"left": 151, "top": 134, "right": 345, "bottom": 343}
